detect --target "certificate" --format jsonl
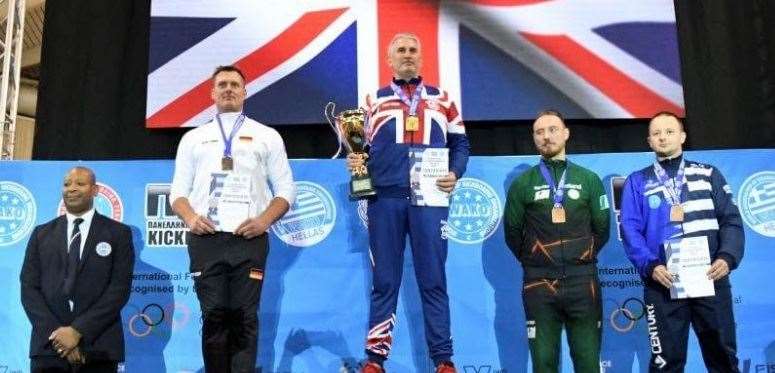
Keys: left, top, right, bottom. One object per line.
{"left": 213, "top": 173, "right": 252, "bottom": 232}
{"left": 409, "top": 147, "right": 449, "bottom": 207}
{"left": 664, "top": 236, "right": 715, "bottom": 299}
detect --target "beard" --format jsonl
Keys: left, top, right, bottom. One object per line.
{"left": 538, "top": 143, "right": 563, "bottom": 158}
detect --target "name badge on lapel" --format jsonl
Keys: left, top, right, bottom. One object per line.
{"left": 96, "top": 242, "right": 112, "bottom": 257}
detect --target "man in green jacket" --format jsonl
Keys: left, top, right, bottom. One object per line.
{"left": 504, "top": 110, "right": 610, "bottom": 373}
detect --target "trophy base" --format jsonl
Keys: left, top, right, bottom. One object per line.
{"left": 350, "top": 176, "right": 376, "bottom": 200}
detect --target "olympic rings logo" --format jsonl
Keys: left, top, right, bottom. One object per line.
{"left": 125, "top": 302, "right": 192, "bottom": 337}
{"left": 605, "top": 297, "right": 646, "bottom": 333}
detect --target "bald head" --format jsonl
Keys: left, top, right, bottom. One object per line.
{"left": 70, "top": 166, "right": 96, "bottom": 185}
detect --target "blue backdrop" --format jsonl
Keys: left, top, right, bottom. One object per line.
{"left": 1, "top": 150, "right": 773, "bottom": 372}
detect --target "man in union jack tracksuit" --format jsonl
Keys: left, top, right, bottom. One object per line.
{"left": 347, "top": 33, "right": 469, "bottom": 373}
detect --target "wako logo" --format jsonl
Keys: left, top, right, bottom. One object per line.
{"left": 272, "top": 181, "right": 336, "bottom": 247}
{"left": 0, "top": 181, "right": 36, "bottom": 247}
{"left": 58, "top": 182, "right": 123, "bottom": 221}
{"left": 448, "top": 178, "right": 501, "bottom": 244}
{"left": 738, "top": 171, "right": 775, "bottom": 237}
{"left": 145, "top": 184, "right": 187, "bottom": 247}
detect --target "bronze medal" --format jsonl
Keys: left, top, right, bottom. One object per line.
{"left": 670, "top": 204, "right": 684, "bottom": 222}
{"left": 406, "top": 115, "right": 419, "bottom": 132}
{"left": 551, "top": 206, "right": 566, "bottom": 224}
{"left": 222, "top": 156, "right": 233, "bottom": 171}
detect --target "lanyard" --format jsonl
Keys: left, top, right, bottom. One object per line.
{"left": 215, "top": 113, "right": 245, "bottom": 158}
{"left": 653, "top": 159, "right": 685, "bottom": 205}
{"left": 539, "top": 160, "right": 568, "bottom": 207}
{"left": 389, "top": 81, "right": 424, "bottom": 116}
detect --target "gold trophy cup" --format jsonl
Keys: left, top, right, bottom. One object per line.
{"left": 325, "top": 104, "right": 377, "bottom": 199}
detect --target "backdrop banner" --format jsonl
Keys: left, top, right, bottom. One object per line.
{"left": 1, "top": 150, "right": 772, "bottom": 372}
{"left": 146, "top": 0, "right": 684, "bottom": 127}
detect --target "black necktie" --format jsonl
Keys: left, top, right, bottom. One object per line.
{"left": 64, "top": 218, "right": 83, "bottom": 299}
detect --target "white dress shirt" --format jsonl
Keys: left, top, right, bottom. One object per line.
{"left": 66, "top": 208, "right": 95, "bottom": 259}
{"left": 170, "top": 112, "right": 296, "bottom": 226}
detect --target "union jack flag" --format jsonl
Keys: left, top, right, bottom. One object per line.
{"left": 146, "top": 0, "right": 684, "bottom": 128}
{"left": 366, "top": 313, "right": 397, "bottom": 357}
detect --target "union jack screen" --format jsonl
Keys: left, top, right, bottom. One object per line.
{"left": 146, "top": 0, "right": 684, "bottom": 128}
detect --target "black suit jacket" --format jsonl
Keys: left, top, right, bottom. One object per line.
{"left": 20, "top": 212, "right": 135, "bottom": 362}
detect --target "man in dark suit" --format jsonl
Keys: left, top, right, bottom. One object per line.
{"left": 20, "top": 166, "right": 135, "bottom": 373}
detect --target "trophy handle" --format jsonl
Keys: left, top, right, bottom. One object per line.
{"left": 324, "top": 102, "right": 346, "bottom": 159}
{"left": 362, "top": 108, "right": 372, "bottom": 143}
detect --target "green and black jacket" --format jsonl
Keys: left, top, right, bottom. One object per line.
{"left": 504, "top": 158, "right": 610, "bottom": 280}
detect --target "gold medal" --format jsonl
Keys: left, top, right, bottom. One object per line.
{"left": 406, "top": 115, "right": 419, "bottom": 132}
{"left": 551, "top": 206, "right": 566, "bottom": 224}
{"left": 670, "top": 204, "right": 684, "bottom": 222}
{"left": 222, "top": 156, "right": 233, "bottom": 171}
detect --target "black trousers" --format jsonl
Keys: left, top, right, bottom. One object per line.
{"left": 30, "top": 357, "right": 117, "bottom": 373}
{"left": 643, "top": 278, "right": 739, "bottom": 372}
{"left": 188, "top": 232, "right": 268, "bottom": 373}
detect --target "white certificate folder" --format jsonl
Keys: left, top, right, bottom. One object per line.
{"left": 665, "top": 236, "right": 715, "bottom": 299}
{"left": 409, "top": 147, "right": 449, "bottom": 207}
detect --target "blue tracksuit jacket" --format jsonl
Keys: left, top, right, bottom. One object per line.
{"left": 620, "top": 156, "right": 744, "bottom": 279}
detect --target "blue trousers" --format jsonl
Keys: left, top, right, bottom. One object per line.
{"left": 643, "top": 278, "right": 739, "bottom": 372}
{"left": 364, "top": 196, "right": 453, "bottom": 365}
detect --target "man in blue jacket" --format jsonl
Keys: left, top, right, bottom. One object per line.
{"left": 620, "top": 112, "right": 744, "bottom": 372}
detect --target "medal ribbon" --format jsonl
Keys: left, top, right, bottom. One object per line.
{"left": 539, "top": 160, "right": 568, "bottom": 208}
{"left": 390, "top": 81, "right": 424, "bottom": 116}
{"left": 216, "top": 113, "right": 246, "bottom": 158}
{"left": 653, "top": 159, "right": 685, "bottom": 205}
